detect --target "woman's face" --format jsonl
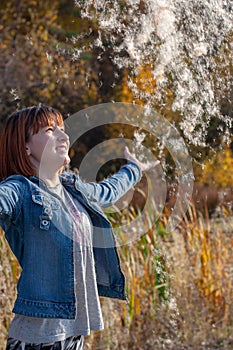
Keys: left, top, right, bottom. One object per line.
{"left": 26, "top": 123, "right": 70, "bottom": 172}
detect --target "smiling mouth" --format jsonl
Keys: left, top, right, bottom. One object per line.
{"left": 57, "top": 145, "right": 68, "bottom": 151}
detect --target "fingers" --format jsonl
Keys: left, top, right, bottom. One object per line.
{"left": 142, "top": 160, "right": 160, "bottom": 171}
{"left": 124, "top": 146, "right": 160, "bottom": 172}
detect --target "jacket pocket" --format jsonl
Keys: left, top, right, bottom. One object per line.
{"left": 31, "top": 191, "right": 60, "bottom": 231}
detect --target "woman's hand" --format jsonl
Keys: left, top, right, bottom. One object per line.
{"left": 124, "top": 146, "right": 160, "bottom": 172}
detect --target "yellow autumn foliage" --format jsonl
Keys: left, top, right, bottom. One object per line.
{"left": 200, "top": 148, "right": 233, "bottom": 188}
{"left": 116, "top": 64, "right": 157, "bottom": 104}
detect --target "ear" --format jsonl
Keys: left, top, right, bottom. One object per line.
{"left": 26, "top": 145, "right": 31, "bottom": 156}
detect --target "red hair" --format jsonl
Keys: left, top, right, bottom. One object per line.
{"left": 0, "top": 105, "right": 64, "bottom": 181}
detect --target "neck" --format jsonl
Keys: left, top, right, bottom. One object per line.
{"left": 36, "top": 170, "right": 61, "bottom": 187}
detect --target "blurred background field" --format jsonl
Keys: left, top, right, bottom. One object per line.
{"left": 0, "top": 0, "right": 232, "bottom": 348}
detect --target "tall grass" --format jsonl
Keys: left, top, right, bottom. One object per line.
{"left": 0, "top": 231, "right": 20, "bottom": 347}
{"left": 84, "top": 204, "right": 233, "bottom": 349}
{"left": 0, "top": 204, "right": 232, "bottom": 349}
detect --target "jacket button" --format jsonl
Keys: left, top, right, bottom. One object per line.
{"left": 44, "top": 208, "right": 51, "bottom": 214}
{"left": 42, "top": 220, "right": 49, "bottom": 226}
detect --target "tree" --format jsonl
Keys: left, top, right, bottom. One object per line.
{"left": 0, "top": 0, "right": 100, "bottom": 122}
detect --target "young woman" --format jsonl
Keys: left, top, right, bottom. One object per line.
{"left": 0, "top": 105, "right": 155, "bottom": 349}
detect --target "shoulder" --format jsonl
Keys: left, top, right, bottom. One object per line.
{"left": 59, "top": 171, "right": 88, "bottom": 194}
{"left": 59, "top": 171, "right": 78, "bottom": 186}
{"left": 0, "top": 174, "right": 29, "bottom": 191}
{"left": 0, "top": 176, "right": 29, "bottom": 210}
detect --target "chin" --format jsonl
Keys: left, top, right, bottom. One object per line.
{"left": 64, "top": 156, "right": 70, "bottom": 166}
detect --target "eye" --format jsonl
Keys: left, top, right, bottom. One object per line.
{"left": 46, "top": 127, "right": 54, "bottom": 132}
{"left": 59, "top": 125, "right": 65, "bottom": 132}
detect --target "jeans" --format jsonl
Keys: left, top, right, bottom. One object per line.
{"left": 6, "top": 335, "right": 84, "bottom": 350}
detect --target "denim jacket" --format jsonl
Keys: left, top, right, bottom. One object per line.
{"left": 0, "top": 162, "right": 141, "bottom": 319}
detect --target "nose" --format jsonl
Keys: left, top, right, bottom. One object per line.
{"left": 56, "top": 128, "right": 69, "bottom": 143}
